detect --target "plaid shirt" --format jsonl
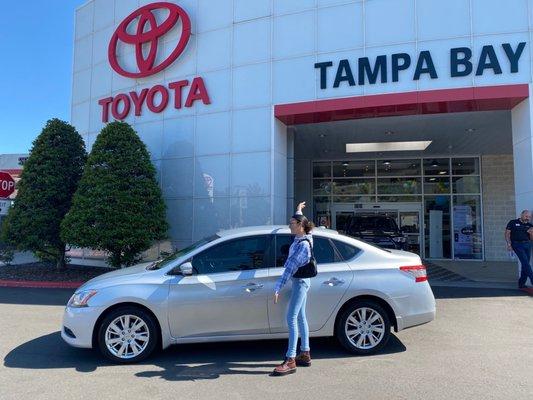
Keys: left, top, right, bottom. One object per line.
{"left": 274, "top": 234, "right": 313, "bottom": 293}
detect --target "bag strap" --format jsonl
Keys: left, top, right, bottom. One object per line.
{"left": 301, "top": 238, "right": 315, "bottom": 258}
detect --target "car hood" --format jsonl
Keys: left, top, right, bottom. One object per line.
{"left": 77, "top": 261, "right": 153, "bottom": 291}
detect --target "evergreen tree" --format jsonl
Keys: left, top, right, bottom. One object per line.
{"left": 1, "top": 119, "right": 86, "bottom": 269}
{"left": 61, "top": 121, "right": 168, "bottom": 268}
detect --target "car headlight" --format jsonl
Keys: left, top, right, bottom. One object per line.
{"left": 67, "top": 289, "right": 97, "bottom": 308}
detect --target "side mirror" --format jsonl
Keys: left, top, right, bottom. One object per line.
{"left": 179, "top": 262, "right": 194, "bottom": 276}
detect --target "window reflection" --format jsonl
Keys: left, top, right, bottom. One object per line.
{"left": 311, "top": 157, "right": 482, "bottom": 260}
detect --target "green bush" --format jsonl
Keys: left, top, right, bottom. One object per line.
{"left": 61, "top": 121, "right": 168, "bottom": 268}
{"left": 1, "top": 119, "right": 86, "bottom": 269}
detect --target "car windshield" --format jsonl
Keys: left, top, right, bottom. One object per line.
{"left": 146, "top": 234, "right": 219, "bottom": 270}
{"left": 350, "top": 216, "right": 398, "bottom": 232}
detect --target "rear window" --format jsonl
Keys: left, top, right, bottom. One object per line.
{"left": 332, "top": 240, "right": 361, "bottom": 261}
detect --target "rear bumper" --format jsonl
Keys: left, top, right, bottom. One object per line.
{"left": 398, "top": 310, "right": 436, "bottom": 331}
{"left": 394, "top": 282, "right": 436, "bottom": 331}
{"left": 61, "top": 305, "right": 105, "bottom": 349}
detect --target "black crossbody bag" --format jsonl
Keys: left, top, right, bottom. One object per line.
{"left": 292, "top": 238, "right": 318, "bottom": 278}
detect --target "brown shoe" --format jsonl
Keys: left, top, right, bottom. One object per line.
{"left": 272, "top": 358, "right": 297, "bottom": 376}
{"left": 295, "top": 351, "right": 311, "bottom": 367}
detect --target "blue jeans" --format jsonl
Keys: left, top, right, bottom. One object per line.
{"left": 512, "top": 241, "right": 533, "bottom": 287}
{"left": 286, "top": 278, "right": 311, "bottom": 358}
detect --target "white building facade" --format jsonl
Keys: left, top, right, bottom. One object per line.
{"left": 71, "top": 0, "right": 533, "bottom": 262}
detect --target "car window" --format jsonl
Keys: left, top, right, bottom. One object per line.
{"left": 191, "top": 235, "right": 269, "bottom": 274}
{"left": 275, "top": 235, "right": 342, "bottom": 266}
{"left": 275, "top": 235, "right": 294, "bottom": 267}
{"left": 148, "top": 235, "right": 219, "bottom": 270}
{"left": 314, "top": 237, "right": 342, "bottom": 264}
{"left": 332, "top": 240, "right": 361, "bottom": 261}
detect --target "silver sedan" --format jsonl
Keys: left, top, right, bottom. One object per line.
{"left": 61, "top": 225, "right": 436, "bottom": 363}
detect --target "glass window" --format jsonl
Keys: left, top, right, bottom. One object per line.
{"left": 335, "top": 211, "right": 355, "bottom": 235}
{"left": 313, "top": 196, "right": 331, "bottom": 228}
{"left": 332, "top": 196, "right": 375, "bottom": 203}
{"left": 332, "top": 240, "right": 361, "bottom": 261}
{"left": 275, "top": 235, "right": 341, "bottom": 266}
{"left": 333, "top": 161, "right": 375, "bottom": 177}
{"left": 332, "top": 179, "right": 375, "bottom": 195}
{"left": 424, "top": 196, "right": 451, "bottom": 259}
{"left": 148, "top": 235, "right": 220, "bottom": 270}
{"left": 424, "top": 158, "right": 450, "bottom": 175}
{"left": 377, "top": 178, "right": 421, "bottom": 194}
{"left": 313, "top": 179, "right": 332, "bottom": 195}
{"left": 377, "top": 159, "right": 421, "bottom": 176}
{"left": 424, "top": 177, "right": 450, "bottom": 194}
{"left": 314, "top": 237, "right": 342, "bottom": 264}
{"left": 452, "top": 158, "right": 479, "bottom": 175}
{"left": 313, "top": 162, "right": 331, "bottom": 178}
{"left": 453, "top": 195, "right": 483, "bottom": 260}
{"left": 347, "top": 214, "right": 399, "bottom": 232}
{"left": 192, "top": 235, "right": 269, "bottom": 274}
{"left": 377, "top": 195, "right": 422, "bottom": 203}
{"left": 275, "top": 235, "right": 294, "bottom": 267}
{"left": 452, "top": 176, "right": 480, "bottom": 194}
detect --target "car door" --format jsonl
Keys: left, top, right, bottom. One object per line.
{"left": 167, "top": 235, "right": 271, "bottom": 338}
{"left": 266, "top": 234, "right": 354, "bottom": 333}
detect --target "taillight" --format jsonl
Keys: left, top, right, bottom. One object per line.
{"left": 400, "top": 265, "right": 427, "bottom": 282}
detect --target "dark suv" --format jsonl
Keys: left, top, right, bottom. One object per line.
{"left": 343, "top": 214, "right": 407, "bottom": 250}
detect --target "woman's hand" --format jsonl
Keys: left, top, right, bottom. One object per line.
{"left": 274, "top": 292, "right": 279, "bottom": 304}
{"left": 297, "top": 201, "right": 306, "bottom": 213}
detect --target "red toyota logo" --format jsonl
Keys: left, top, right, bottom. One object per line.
{"left": 108, "top": 2, "right": 191, "bottom": 78}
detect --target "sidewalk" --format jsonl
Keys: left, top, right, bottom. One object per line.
{"left": 425, "top": 259, "right": 532, "bottom": 290}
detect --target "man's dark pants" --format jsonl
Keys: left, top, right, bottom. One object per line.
{"left": 511, "top": 241, "right": 533, "bottom": 287}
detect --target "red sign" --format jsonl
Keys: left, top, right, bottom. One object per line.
{"left": 108, "top": 2, "right": 191, "bottom": 78}
{"left": 100, "top": 2, "right": 210, "bottom": 121}
{"left": 0, "top": 172, "right": 16, "bottom": 198}
{"left": 99, "top": 77, "right": 210, "bottom": 122}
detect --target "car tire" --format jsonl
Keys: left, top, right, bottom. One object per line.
{"left": 97, "top": 306, "right": 158, "bottom": 364}
{"left": 335, "top": 300, "right": 391, "bottom": 355}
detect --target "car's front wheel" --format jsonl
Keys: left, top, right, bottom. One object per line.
{"left": 97, "top": 306, "right": 158, "bottom": 363}
{"left": 336, "top": 300, "right": 391, "bottom": 355}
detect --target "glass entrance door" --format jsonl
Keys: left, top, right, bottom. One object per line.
{"left": 330, "top": 203, "right": 422, "bottom": 256}
{"left": 399, "top": 211, "right": 421, "bottom": 254}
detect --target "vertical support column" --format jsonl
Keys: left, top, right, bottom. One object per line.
{"left": 287, "top": 127, "right": 295, "bottom": 220}
{"left": 511, "top": 85, "right": 533, "bottom": 214}
{"left": 273, "top": 117, "right": 289, "bottom": 224}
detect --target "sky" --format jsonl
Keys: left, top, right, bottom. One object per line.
{"left": 0, "top": 1, "right": 87, "bottom": 154}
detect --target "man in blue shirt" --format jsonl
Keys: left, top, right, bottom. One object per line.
{"left": 505, "top": 210, "right": 533, "bottom": 289}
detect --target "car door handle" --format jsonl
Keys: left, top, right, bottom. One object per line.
{"left": 322, "top": 277, "right": 345, "bottom": 287}
{"left": 242, "top": 283, "right": 264, "bottom": 292}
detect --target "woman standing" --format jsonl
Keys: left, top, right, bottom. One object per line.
{"left": 272, "top": 201, "right": 315, "bottom": 376}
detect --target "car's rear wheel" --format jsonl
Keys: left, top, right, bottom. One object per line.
{"left": 97, "top": 306, "right": 158, "bottom": 363}
{"left": 336, "top": 300, "right": 391, "bottom": 355}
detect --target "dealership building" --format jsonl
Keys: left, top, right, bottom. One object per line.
{"left": 71, "top": 0, "right": 533, "bottom": 262}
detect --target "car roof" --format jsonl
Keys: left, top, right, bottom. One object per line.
{"left": 216, "top": 225, "right": 339, "bottom": 238}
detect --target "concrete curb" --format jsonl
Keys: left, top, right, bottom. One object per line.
{"left": 0, "top": 280, "right": 83, "bottom": 289}
{"left": 430, "top": 281, "right": 533, "bottom": 295}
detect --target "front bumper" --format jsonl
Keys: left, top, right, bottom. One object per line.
{"left": 61, "top": 305, "right": 105, "bottom": 348}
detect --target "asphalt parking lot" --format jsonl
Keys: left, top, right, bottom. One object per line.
{"left": 0, "top": 286, "right": 532, "bottom": 400}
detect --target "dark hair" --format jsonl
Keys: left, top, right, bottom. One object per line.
{"left": 292, "top": 214, "right": 315, "bottom": 234}
{"left": 301, "top": 216, "right": 315, "bottom": 234}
